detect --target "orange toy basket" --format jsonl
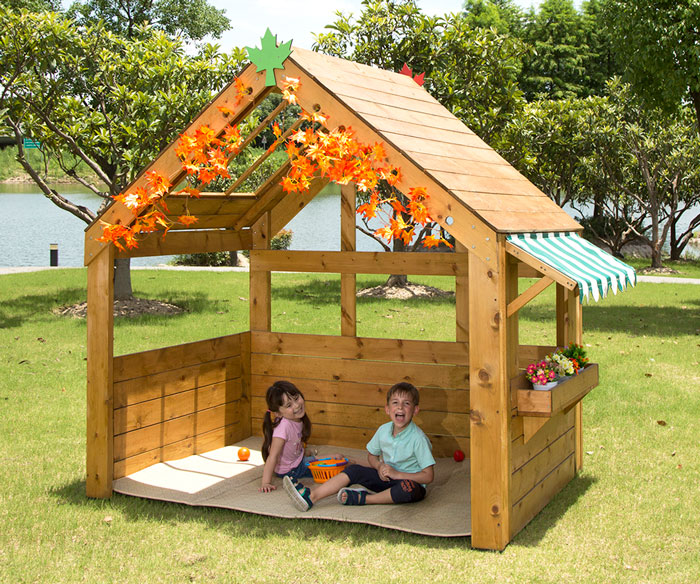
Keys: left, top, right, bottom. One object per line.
{"left": 308, "top": 457, "right": 348, "bottom": 483}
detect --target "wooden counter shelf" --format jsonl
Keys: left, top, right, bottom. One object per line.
{"left": 512, "top": 364, "right": 599, "bottom": 418}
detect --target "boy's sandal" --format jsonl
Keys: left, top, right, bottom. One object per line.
{"left": 283, "top": 475, "right": 313, "bottom": 511}
{"left": 338, "top": 488, "right": 367, "bottom": 506}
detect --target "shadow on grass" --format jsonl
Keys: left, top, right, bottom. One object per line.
{"left": 50, "top": 474, "right": 594, "bottom": 552}
{"left": 272, "top": 278, "right": 456, "bottom": 308}
{"left": 522, "top": 302, "right": 700, "bottom": 338}
{"left": 0, "top": 287, "right": 86, "bottom": 329}
{"left": 509, "top": 475, "right": 596, "bottom": 548}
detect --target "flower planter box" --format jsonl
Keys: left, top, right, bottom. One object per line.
{"left": 514, "top": 363, "right": 599, "bottom": 418}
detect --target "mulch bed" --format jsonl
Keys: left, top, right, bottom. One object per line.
{"left": 53, "top": 298, "right": 184, "bottom": 319}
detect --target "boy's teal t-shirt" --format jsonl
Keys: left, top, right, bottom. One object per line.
{"left": 366, "top": 420, "right": 435, "bottom": 474}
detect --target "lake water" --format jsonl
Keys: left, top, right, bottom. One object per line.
{"left": 1, "top": 183, "right": 697, "bottom": 267}
{"left": 0, "top": 183, "right": 382, "bottom": 267}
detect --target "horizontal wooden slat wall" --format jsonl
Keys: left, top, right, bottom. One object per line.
{"left": 509, "top": 409, "right": 576, "bottom": 535}
{"left": 250, "top": 331, "right": 470, "bottom": 457}
{"left": 113, "top": 333, "right": 250, "bottom": 478}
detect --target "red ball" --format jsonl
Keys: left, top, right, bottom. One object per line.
{"left": 453, "top": 449, "right": 465, "bottom": 462}
{"left": 237, "top": 447, "right": 250, "bottom": 461}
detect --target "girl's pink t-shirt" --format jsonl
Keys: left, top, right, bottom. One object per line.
{"left": 272, "top": 417, "right": 304, "bottom": 474}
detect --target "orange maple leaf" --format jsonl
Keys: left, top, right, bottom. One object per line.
{"left": 177, "top": 214, "right": 199, "bottom": 227}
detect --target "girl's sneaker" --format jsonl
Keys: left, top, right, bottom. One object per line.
{"left": 283, "top": 475, "right": 313, "bottom": 511}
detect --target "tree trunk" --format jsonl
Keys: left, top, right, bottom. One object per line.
{"left": 385, "top": 273, "right": 408, "bottom": 287}
{"left": 114, "top": 257, "right": 133, "bottom": 300}
{"left": 384, "top": 236, "right": 408, "bottom": 287}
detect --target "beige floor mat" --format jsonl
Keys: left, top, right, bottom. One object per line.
{"left": 113, "top": 436, "right": 471, "bottom": 537}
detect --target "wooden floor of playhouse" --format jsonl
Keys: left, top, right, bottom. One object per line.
{"left": 113, "top": 436, "right": 471, "bottom": 537}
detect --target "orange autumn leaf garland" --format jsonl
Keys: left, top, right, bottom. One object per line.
{"left": 98, "top": 73, "right": 451, "bottom": 252}
{"left": 98, "top": 79, "right": 250, "bottom": 251}
{"left": 278, "top": 76, "right": 451, "bottom": 249}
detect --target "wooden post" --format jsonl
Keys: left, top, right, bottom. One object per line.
{"left": 239, "top": 331, "right": 252, "bottom": 440}
{"left": 340, "top": 184, "right": 356, "bottom": 336}
{"left": 455, "top": 241, "right": 469, "bottom": 342}
{"left": 469, "top": 244, "right": 511, "bottom": 550}
{"left": 250, "top": 213, "right": 271, "bottom": 331}
{"left": 86, "top": 246, "right": 114, "bottom": 498}
{"left": 557, "top": 285, "right": 583, "bottom": 469}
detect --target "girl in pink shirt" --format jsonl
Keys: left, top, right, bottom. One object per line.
{"left": 259, "top": 381, "right": 313, "bottom": 492}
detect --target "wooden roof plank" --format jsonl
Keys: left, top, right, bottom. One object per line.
{"left": 398, "top": 151, "right": 527, "bottom": 181}
{"left": 481, "top": 210, "right": 581, "bottom": 233}
{"left": 430, "top": 172, "right": 545, "bottom": 198}
{"left": 360, "top": 112, "right": 491, "bottom": 151}
{"left": 341, "top": 94, "right": 471, "bottom": 134}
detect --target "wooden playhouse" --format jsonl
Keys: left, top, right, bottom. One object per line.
{"left": 84, "top": 46, "right": 636, "bottom": 550}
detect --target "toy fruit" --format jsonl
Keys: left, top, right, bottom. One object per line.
{"left": 237, "top": 447, "right": 250, "bottom": 461}
{"left": 453, "top": 449, "right": 465, "bottom": 462}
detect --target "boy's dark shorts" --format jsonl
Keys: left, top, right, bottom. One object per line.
{"left": 342, "top": 464, "right": 426, "bottom": 504}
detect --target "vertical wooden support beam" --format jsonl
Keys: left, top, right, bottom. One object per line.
{"left": 469, "top": 245, "right": 511, "bottom": 550}
{"left": 86, "top": 246, "right": 114, "bottom": 498}
{"left": 250, "top": 213, "right": 271, "bottom": 331}
{"left": 455, "top": 241, "right": 469, "bottom": 342}
{"left": 506, "top": 255, "right": 520, "bottom": 377}
{"left": 557, "top": 285, "right": 584, "bottom": 469}
{"left": 340, "top": 184, "right": 357, "bottom": 336}
{"left": 239, "top": 331, "right": 252, "bottom": 439}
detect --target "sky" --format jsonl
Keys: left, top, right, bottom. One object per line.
{"left": 212, "top": 0, "right": 546, "bottom": 53}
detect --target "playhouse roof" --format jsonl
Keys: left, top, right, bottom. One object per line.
{"left": 287, "top": 47, "right": 580, "bottom": 234}
{"left": 85, "top": 45, "right": 583, "bottom": 266}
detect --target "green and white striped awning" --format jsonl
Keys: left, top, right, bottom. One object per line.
{"left": 506, "top": 232, "right": 637, "bottom": 302}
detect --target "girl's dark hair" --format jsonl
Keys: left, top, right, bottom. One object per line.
{"left": 261, "top": 380, "right": 312, "bottom": 461}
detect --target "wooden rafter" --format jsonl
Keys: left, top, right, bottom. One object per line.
{"left": 225, "top": 117, "right": 303, "bottom": 195}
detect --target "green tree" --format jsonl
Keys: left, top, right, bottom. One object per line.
{"left": 518, "top": 0, "right": 590, "bottom": 99}
{"left": 583, "top": 81, "right": 700, "bottom": 267}
{"left": 500, "top": 96, "right": 593, "bottom": 208}
{"left": 462, "top": 0, "right": 524, "bottom": 35}
{"left": 66, "top": 0, "right": 230, "bottom": 42}
{"left": 0, "top": 9, "right": 244, "bottom": 297}
{"left": 579, "top": 0, "right": 622, "bottom": 97}
{"left": 0, "top": 0, "right": 58, "bottom": 10}
{"left": 603, "top": 0, "right": 700, "bottom": 129}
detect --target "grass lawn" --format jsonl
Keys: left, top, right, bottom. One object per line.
{"left": 1, "top": 268, "right": 699, "bottom": 583}
{"left": 623, "top": 256, "right": 700, "bottom": 279}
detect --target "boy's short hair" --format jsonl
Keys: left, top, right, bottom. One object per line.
{"left": 386, "top": 382, "right": 419, "bottom": 406}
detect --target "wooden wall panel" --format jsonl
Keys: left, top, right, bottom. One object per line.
{"left": 250, "top": 332, "right": 469, "bottom": 458}
{"left": 112, "top": 333, "right": 247, "bottom": 479}
{"left": 510, "top": 454, "right": 576, "bottom": 537}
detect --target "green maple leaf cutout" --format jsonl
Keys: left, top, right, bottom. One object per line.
{"left": 246, "top": 29, "right": 293, "bottom": 87}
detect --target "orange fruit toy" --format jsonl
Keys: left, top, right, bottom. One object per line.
{"left": 237, "top": 447, "right": 250, "bottom": 461}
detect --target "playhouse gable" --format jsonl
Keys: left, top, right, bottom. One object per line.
{"left": 85, "top": 46, "right": 579, "bottom": 267}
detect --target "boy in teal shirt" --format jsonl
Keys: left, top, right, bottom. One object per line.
{"left": 284, "top": 382, "right": 435, "bottom": 510}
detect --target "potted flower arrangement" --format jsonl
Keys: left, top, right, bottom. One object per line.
{"left": 559, "top": 342, "right": 589, "bottom": 373}
{"left": 525, "top": 359, "right": 559, "bottom": 390}
{"left": 546, "top": 350, "right": 575, "bottom": 378}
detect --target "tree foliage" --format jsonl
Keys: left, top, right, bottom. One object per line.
{"left": 603, "top": 0, "right": 700, "bottom": 128}
{"left": 0, "top": 8, "right": 243, "bottom": 295}
{"left": 66, "top": 0, "right": 230, "bottom": 42}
